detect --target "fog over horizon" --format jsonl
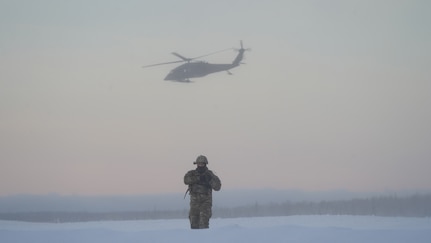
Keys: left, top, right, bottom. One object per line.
{"left": 1, "top": 189, "right": 430, "bottom": 213}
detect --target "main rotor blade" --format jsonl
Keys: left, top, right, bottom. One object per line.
{"left": 142, "top": 60, "right": 184, "bottom": 68}
{"left": 142, "top": 47, "right": 233, "bottom": 68}
{"left": 191, "top": 48, "right": 233, "bottom": 60}
{"left": 171, "top": 52, "right": 192, "bottom": 62}
{"left": 171, "top": 48, "right": 233, "bottom": 62}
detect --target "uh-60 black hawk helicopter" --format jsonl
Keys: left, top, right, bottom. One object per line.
{"left": 142, "top": 41, "right": 249, "bottom": 82}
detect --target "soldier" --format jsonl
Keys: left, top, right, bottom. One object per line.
{"left": 184, "top": 155, "right": 221, "bottom": 229}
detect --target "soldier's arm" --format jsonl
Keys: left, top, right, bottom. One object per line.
{"left": 184, "top": 170, "right": 198, "bottom": 185}
{"left": 207, "top": 170, "right": 221, "bottom": 191}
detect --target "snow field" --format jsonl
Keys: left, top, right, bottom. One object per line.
{"left": 1, "top": 215, "right": 431, "bottom": 243}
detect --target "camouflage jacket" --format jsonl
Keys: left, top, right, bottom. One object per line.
{"left": 184, "top": 167, "right": 221, "bottom": 195}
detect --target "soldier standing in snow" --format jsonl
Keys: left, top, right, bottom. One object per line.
{"left": 184, "top": 155, "right": 221, "bottom": 229}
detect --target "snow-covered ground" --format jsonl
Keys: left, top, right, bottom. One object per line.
{"left": 1, "top": 215, "right": 431, "bottom": 243}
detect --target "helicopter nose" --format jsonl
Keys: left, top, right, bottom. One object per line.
{"left": 164, "top": 73, "right": 174, "bottom": 81}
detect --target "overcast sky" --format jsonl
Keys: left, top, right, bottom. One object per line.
{"left": 1, "top": 0, "right": 430, "bottom": 196}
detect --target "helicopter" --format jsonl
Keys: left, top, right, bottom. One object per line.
{"left": 142, "top": 41, "right": 249, "bottom": 82}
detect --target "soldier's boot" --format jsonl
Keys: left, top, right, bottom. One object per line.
{"left": 189, "top": 215, "right": 200, "bottom": 229}
{"left": 199, "top": 212, "right": 210, "bottom": 229}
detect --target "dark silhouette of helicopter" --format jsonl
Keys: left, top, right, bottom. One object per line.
{"left": 142, "top": 41, "right": 249, "bottom": 82}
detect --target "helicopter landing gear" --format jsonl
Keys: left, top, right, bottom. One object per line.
{"left": 175, "top": 79, "right": 191, "bottom": 83}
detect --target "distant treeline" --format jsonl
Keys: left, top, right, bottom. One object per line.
{"left": 214, "top": 193, "right": 431, "bottom": 218}
{"left": 0, "top": 210, "right": 188, "bottom": 223}
{"left": 1, "top": 194, "right": 430, "bottom": 222}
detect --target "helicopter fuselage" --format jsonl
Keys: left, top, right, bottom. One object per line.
{"left": 143, "top": 41, "right": 247, "bottom": 82}
{"left": 164, "top": 62, "right": 238, "bottom": 82}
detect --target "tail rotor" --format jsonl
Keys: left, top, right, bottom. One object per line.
{"left": 234, "top": 40, "right": 251, "bottom": 53}
{"left": 232, "top": 40, "right": 250, "bottom": 65}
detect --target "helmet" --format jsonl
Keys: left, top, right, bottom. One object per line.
{"left": 193, "top": 155, "right": 208, "bottom": 164}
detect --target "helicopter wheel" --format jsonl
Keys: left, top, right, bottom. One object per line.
{"left": 174, "top": 79, "right": 192, "bottom": 83}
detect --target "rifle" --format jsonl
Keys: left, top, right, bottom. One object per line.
{"left": 184, "top": 185, "right": 191, "bottom": 199}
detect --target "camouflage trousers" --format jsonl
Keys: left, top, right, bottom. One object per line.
{"left": 189, "top": 192, "right": 212, "bottom": 229}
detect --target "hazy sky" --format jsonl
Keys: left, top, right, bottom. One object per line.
{"left": 1, "top": 0, "right": 430, "bottom": 196}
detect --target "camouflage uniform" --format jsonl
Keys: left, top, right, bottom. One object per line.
{"left": 184, "top": 155, "right": 221, "bottom": 229}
